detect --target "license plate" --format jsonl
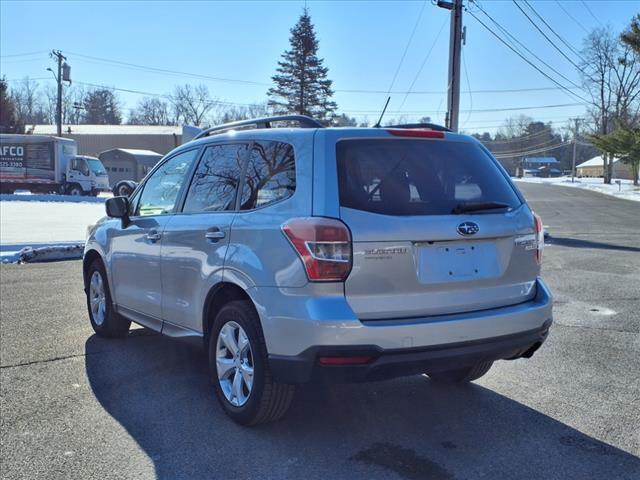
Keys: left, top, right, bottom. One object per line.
{"left": 417, "top": 241, "right": 500, "bottom": 283}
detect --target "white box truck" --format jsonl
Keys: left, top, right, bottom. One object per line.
{"left": 0, "top": 134, "right": 110, "bottom": 196}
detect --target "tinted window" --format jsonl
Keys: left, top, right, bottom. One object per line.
{"left": 337, "top": 139, "right": 521, "bottom": 216}
{"left": 239, "top": 141, "right": 295, "bottom": 210}
{"left": 183, "top": 143, "right": 248, "bottom": 213}
{"left": 136, "top": 149, "right": 197, "bottom": 216}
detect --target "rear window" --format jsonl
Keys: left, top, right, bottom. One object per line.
{"left": 336, "top": 139, "right": 522, "bottom": 216}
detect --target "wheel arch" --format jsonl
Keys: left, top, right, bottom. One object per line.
{"left": 202, "top": 282, "right": 260, "bottom": 345}
{"left": 82, "top": 249, "right": 103, "bottom": 291}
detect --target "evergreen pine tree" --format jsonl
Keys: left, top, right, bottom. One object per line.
{"left": 268, "top": 9, "right": 337, "bottom": 121}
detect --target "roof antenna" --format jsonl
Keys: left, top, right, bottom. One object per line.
{"left": 374, "top": 96, "right": 391, "bottom": 128}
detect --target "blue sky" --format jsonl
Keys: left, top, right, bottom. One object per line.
{"left": 1, "top": 0, "right": 637, "bottom": 132}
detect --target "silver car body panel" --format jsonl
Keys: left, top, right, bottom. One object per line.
{"left": 84, "top": 126, "right": 552, "bottom": 361}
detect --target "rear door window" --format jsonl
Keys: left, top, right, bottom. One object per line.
{"left": 336, "top": 139, "right": 521, "bottom": 216}
{"left": 182, "top": 143, "right": 248, "bottom": 213}
{"left": 239, "top": 141, "right": 295, "bottom": 210}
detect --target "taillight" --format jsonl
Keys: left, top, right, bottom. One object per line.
{"left": 386, "top": 129, "right": 445, "bottom": 138}
{"left": 533, "top": 212, "right": 544, "bottom": 265}
{"left": 282, "top": 217, "right": 352, "bottom": 282}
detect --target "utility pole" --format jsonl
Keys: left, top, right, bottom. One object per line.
{"left": 49, "top": 50, "right": 71, "bottom": 137}
{"left": 438, "top": 0, "right": 463, "bottom": 132}
{"left": 571, "top": 118, "right": 580, "bottom": 183}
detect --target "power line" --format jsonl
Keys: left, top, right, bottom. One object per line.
{"left": 485, "top": 128, "right": 558, "bottom": 143}
{"left": 460, "top": 49, "right": 473, "bottom": 128}
{"left": 341, "top": 102, "right": 586, "bottom": 114}
{"left": 555, "top": 1, "right": 589, "bottom": 34}
{"left": 513, "top": 1, "right": 581, "bottom": 70}
{"left": 73, "top": 81, "right": 256, "bottom": 108}
{"left": 581, "top": 1, "right": 603, "bottom": 27}
{"left": 0, "top": 50, "right": 47, "bottom": 58}
{"left": 67, "top": 52, "right": 272, "bottom": 87}
{"left": 490, "top": 137, "right": 563, "bottom": 153}
{"left": 492, "top": 140, "right": 572, "bottom": 158}
{"left": 385, "top": 0, "right": 428, "bottom": 95}
{"left": 67, "top": 49, "right": 585, "bottom": 96}
{"left": 339, "top": 85, "right": 580, "bottom": 95}
{"left": 472, "top": 2, "right": 584, "bottom": 93}
{"left": 397, "top": 17, "right": 448, "bottom": 111}
{"left": 522, "top": 0, "right": 585, "bottom": 61}
{"left": 59, "top": 50, "right": 586, "bottom": 96}
{"left": 467, "top": 9, "right": 590, "bottom": 104}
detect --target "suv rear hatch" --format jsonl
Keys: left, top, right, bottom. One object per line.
{"left": 336, "top": 133, "right": 539, "bottom": 320}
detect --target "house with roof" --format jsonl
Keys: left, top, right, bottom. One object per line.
{"left": 522, "top": 157, "right": 560, "bottom": 177}
{"left": 576, "top": 155, "right": 636, "bottom": 181}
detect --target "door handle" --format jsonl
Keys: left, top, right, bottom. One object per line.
{"left": 205, "top": 229, "right": 226, "bottom": 242}
{"left": 146, "top": 231, "right": 161, "bottom": 242}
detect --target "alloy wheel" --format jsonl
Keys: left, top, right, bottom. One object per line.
{"left": 89, "top": 270, "right": 106, "bottom": 326}
{"left": 216, "top": 321, "right": 254, "bottom": 407}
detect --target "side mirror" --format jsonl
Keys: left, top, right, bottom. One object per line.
{"left": 106, "top": 196, "right": 129, "bottom": 219}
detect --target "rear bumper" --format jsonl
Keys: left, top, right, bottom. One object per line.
{"left": 259, "top": 278, "right": 553, "bottom": 383}
{"left": 269, "top": 319, "right": 551, "bottom": 383}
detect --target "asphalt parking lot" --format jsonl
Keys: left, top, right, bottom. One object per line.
{"left": 1, "top": 183, "right": 639, "bottom": 480}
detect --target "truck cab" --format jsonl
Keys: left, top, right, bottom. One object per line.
{"left": 65, "top": 156, "right": 110, "bottom": 196}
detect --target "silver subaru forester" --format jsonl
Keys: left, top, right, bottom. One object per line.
{"left": 83, "top": 115, "right": 552, "bottom": 425}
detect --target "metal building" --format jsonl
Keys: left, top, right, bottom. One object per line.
{"left": 30, "top": 125, "right": 182, "bottom": 156}
{"left": 98, "top": 148, "right": 163, "bottom": 186}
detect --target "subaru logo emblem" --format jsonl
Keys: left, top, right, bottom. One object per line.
{"left": 457, "top": 221, "right": 479, "bottom": 236}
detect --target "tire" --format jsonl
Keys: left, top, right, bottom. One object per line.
{"left": 85, "top": 259, "right": 131, "bottom": 338}
{"left": 208, "top": 300, "right": 295, "bottom": 425}
{"left": 114, "top": 182, "right": 133, "bottom": 197}
{"left": 67, "top": 184, "right": 83, "bottom": 196}
{"left": 427, "top": 361, "right": 493, "bottom": 385}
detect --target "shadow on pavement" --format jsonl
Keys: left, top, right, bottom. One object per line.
{"left": 547, "top": 236, "right": 640, "bottom": 252}
{"left": 85, "top": 333, "right": 640, "bottom": 480}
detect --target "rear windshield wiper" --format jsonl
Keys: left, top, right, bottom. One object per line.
{"left": 451, "top": 201, "right": 512, "bottom": 214}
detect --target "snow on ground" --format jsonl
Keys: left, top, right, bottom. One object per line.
{"left": 0, "top": 191, "right": 110, "bottom": 203}
{"left": 513, "top": 176, "right": 640, "bottom": 202}
{"left": 0, "top": 194, "right": 107, "bottom": 262}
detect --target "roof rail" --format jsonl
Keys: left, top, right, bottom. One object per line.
{"left": 384, "top": 123, "right": 452, "bottom": 132}
{"left": 192, "top": 115, "right": 324, "bottom": 140}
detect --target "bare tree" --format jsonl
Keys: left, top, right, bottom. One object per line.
{"left": 499, "top": 115, "right": 534, "bottom": 139}
{"left": 170, "top": 84, "right": 214, "bottom": 126}
{"left": 211, "top": 103, "right": 273, "bottom": 125}
{"left": 580, "top": 27, "right": 640, "bottom": 183}
{"left": 10, "top": 77, "right": 47, "bottom": 128}
{"left": 128, "top": 96, "right": 172, "bottom": 125}
{"left": 42, "top": 83, "right": 84, "bottom": 125}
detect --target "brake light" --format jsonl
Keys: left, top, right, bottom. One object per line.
{"left": 386, "top": 129, "right": 445, "bottom": 138}
{"left": 533, "top": 212, "right": 544, "bottom": 265}
{"left": 282, "top": 217, "right": 352, "bottom": 282}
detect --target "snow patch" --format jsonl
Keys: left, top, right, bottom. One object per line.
{"left": 0, "top": 201, "right": 105, "bottom": 245}
{"left": 1, "top": 243, "right": 85, "bottom": 263}
{"left": 514, "top": 176, "right": 640, "bottom": 202}
{"left": 0, "top": 193, "right": 109, "bottom": 203}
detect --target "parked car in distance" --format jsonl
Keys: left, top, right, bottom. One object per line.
{"left": 83, "top": 115, "right": 552, "bottom": 425}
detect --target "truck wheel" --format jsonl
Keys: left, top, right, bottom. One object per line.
{"left": 67, "top": 184, "right": 83, "bottom": 196}
{"left": 209, "top": 300, "right": 295, "bottom": 425}
{"left": 427, "top": 361, "right": 493, "bottom": 384}
{"left": 85, "top": 259, "right": 130, "bottom": 338}
{"left": 115, "top": 182, "right": 133, "bottom": 197}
